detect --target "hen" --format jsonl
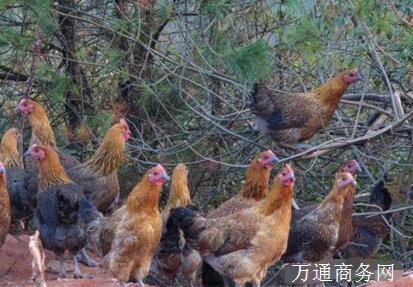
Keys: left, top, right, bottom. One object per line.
{"left": 283, "top": 172, "right": 356, "bottom": 263}
{"left": 0, "top": 161, "right": 11, "bottom": 248}
{"left": 67, "top": 118, "right": 130, "bottom": 214}
{"left": 0, "top": 128, "right": 33, "bottom": 232}
{"left": 251, "top": 70, "right": 361, "bottom": 144}
{"left": 169, "top": 164, "right": 295, "bottom": 287}
{"left": 339, "top": 180, "right": 392, "bottom": 259}
{"left": 16, "top": 98, "right": 80, "bottom": 170}
{"left": 203, "top": 149, "right": 278, "bottom": 286}
{"left": 208, "top": 149, "right": 279, "bottom": 218}
{"left": 156, "top": 164, "right": 202, "bottom": 287}
{"left": 81, "top": 164, "right": 169, "bottom": 287}
{"left": 26, "top": 144, "right": 87, "bottom": 278}
{"left": 293, "top": 160, "right": 361, "bottom": 254}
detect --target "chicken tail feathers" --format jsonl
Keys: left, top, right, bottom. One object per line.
{"left": 250, "top": 81, "right": 268, "bottom": 113}
{"left": 169, "top": 206, "right": 203, "bottom": 243}
{"left": 79, "top": 198, "right": 102, "bottom": 224}
{"left": 369, "top": 180, "right": 392, "bottom": 211}
{"left": 201, "top": 261, "right": 226, "bottom": 287}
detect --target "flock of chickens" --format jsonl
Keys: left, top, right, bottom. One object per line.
{"left": 0, "top": 69, "right": 393, "bottom": 287}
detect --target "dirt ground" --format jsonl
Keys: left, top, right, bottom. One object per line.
{"left": 2, "top": 234, "right": 411, "bottom": 287}
{"left": 0, "top": 235, "right": 151, "bottom": 287}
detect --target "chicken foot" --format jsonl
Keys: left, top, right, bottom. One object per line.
{"left": 71, "top": 252, "right": 93, "bottom": 279}
{"left": 77, "top": 248, "right": 98, "bottom": 267}
{"left": 58, "top": 254, "right": 66, "bottom": 278}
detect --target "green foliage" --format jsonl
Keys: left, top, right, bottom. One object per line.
{"left": 26, "top": 0, "right": 57, "bottom": 34}
{"left": 201, "top": 0, "right": 231, "bottom": 20}
{"left": 225, "top": 40, "right": 273, "bottom": 84}
{"left": 0, "top": 27, "right": 32, "bottom": 51}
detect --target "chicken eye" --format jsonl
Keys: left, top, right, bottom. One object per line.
{"left": 349, "top": 73, "right": 354, "bottom": 77}
{"left": 153, "top": 172, "right": 158, "bottom": 176}
{"left": 282, "top": 172, "right": 286, "bottom": 176}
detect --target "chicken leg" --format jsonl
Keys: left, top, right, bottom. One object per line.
{"left": 58, "top": 254, "right": 66, "bottom": 278}
{"left": 77, "top": 248, "right": 98, "bottom": 267}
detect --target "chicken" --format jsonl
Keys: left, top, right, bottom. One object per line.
{"left": 251, "top": 70, "right": 361, "bottom": 144}
{"left": 282, "top": 172, "right": 357, "bottom": 263}
{"left": 81, "top": 164, "right": 169, "bottom": 287}
{"left": 208, "top": 149, "right": 279, "bottom": 218}
{"left": 0, "top": 128, "right": 33, "bottom": 232}
{"left": 292, "top": 160, "right": 361, "bottom": 254}
{"left": 156, "top": 164, "right": 202, "bottom": 287}
{"left": 67, "top": 118, "right": 130, "bottom": 214}
{"left": 26, "top": 144, "right": 87, "bottom": 278}
{"left": 0, "top": 161, "right": 11, "bottom": 248}
{"left": 202, "top": 149, "right": 279, "bottom": 286}
{"left": 169, "top": 164, "right": 295, "bottom": 287}
{"left": 25, "top": 117, "right": 130, "bottom": 210}
{"left": 16, "top": 98, "right": 80, "bottom": 170}
{"left": 339, "top": 180, "right": 392, "bottom": 259}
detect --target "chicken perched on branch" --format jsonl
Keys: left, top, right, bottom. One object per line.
{"left": 251, "top": 70, "right": 361, "bottom": 144}
{"left": 16, "top": 98, "right": 80, "bottom": 170}
{"left": 156, "top": 164, "right": 202, "bottom": 287}
{"left": 26, "top": 144, "right": 87, "bottom": 278}
{"left": 340, "top": 180, "right": 392, "bottom": 259}
{"left": 209, "top": 149, "right": 279, "bottom": 218}
{"left": 0, "top": 128, "right": 33, "bottom": 232}
{"left": 283, "top": 172, "right": 357, "bottom": 263}
{"left": 0, "top": 161, "right": 11, "bottom": 248}
{"left": 293, "top": 160, "right": 361, "bottom": 254}
{"left": 81, "top": 164, "right": 169, "bottom": 287}
{"left": 169, "top": 164, "right": 295, "bottom": 287}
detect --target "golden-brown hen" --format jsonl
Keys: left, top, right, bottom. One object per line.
{"left": 169, "top": 164, "right": 295, "bottom": 287}
{"left": 292, "top": 160, "right": 361, "bottom": 255}
{"left": 208, "top": 149, "right": 279, "bottom": 218}
{"left": 81, "top": 165, "right": 169, "bottom": 286}
{"left": 156, "top": 164, "right": 202, "bottom": 287}
{"left": 68, "top": 118, "right": 130, "bottom": 214}
{"left": 251, "top": 70, "right": 361, "bottom": 144}
{"left": 16, "top": 99, "right": 80, "bottom": 170}
{"left": 283, "top": 172, "right": 356, "bottom": 263}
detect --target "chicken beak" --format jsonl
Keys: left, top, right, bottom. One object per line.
{"left": 355, "top": 162, "right": 362, "bottom": 173}
{"left": 162, "top": 173, "right": 170, "bottom": 181}
{"left": 272, "top": 155, "right": 280, "bottom": 164}
{"left": 23, "top": 149, "right": 32, "bottom": 157}
{"left": 0, "top": 165, "right": 5, "bottom": 174}
{"left": 356, "top": 74, "right": 362, "bottom": 81}
{"left": 350, "top": 178, "right": 357, "bottom": 187}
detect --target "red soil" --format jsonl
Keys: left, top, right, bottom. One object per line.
{"left": 0, "top": 235, "right": 151, "bottom": 287}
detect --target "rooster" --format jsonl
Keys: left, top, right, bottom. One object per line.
{"left": 340, "top": 180, "right": 392, "bottom": 259}
{"left": 283, "top": 172, "right": 357, "bottom": 263}
{"left": 169, "top": 164, "right": 295, "bottom": 287}
{"left": 156, "top": 164, "right": 202, "bottom": 287}
{"left": 0, "top": 128, "right": 33, "bottom": 232}
{"left": 293, "top": 160, "right": 361, "bottom": 254}
{"left": 0, "top": 161, "right": 11, "bottom": 248}
{"left": 16, "top": 98, "right": 80, "bottom": 170}
{"left": 26, "top": 144, "right": 88, "bottom": 278}
{"left": 81, "top": 164, "right": 169, "bottom": 287}
{"left": 251, "top": 70, "right": 361, "bottom": 144}
{"left": 208, "top": 149, "right": 279, "bottom": 218}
